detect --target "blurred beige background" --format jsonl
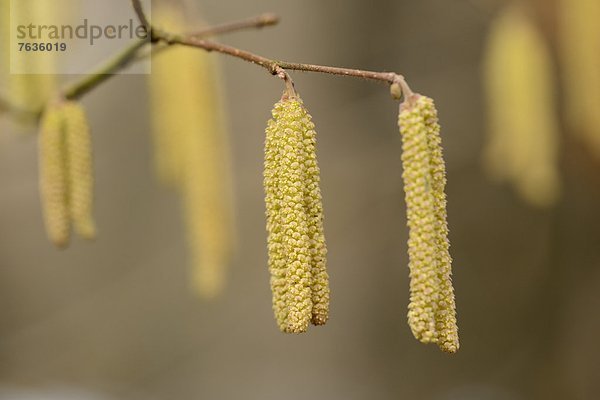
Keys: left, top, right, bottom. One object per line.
{"left": 1, "top": 0, "right": 599, "bottom": 399}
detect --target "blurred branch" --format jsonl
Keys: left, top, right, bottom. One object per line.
{"left": 135, "top": 0, "right": 405, "bottom": 85}
{"left": 3, "top": 0, "right": 407, "bottom": 121}
{"left": 188, "top": 13, "right": 280, "bottom": 37}
{"left": 130, "top": 0, "right": 150, "bottom": 34}
{"left": 32, "top": 12, "right": 280, "bottom": 106}
{"left": 63, "top": 38, "right": 148, "bottom": 100}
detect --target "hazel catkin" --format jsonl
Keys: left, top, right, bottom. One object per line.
{"left": 398, "top": 94, "right": 459, "bottom": 353}
{"left": 10, "top": 0, "right": 58, "bottom": 118}
{"left": 63, "top": 101, "right": 96, "bottom": 240}
{"left": 264, "top": 93, "right": 330, "bottom": 333}
{"left": 482, "top": 3, "right": 560, "bottom": 208}
{"left": 38, "top": 100, "right": 96, "bottom": 248}
{"left": 558, "top": 0, "right": 600, "bottom": 158}
{"left": 39, "top": 103, "right": 70, "bottom": 248}
{"left": 149, "top": 5, "right": 235, "bottom": 298}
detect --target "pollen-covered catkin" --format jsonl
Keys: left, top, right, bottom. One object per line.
{"left": 39, "top": 103, "right": 70, "bottom": 248}
{"left": 149, "top": 5, "right": 235, "bottom": 298}
{"left": 398, "top": 94, "right": 459, "bottom": 353}
{"left": 482, "top": 3, "right": 560, "bottom": 208}
{"left": 63, "top": 101, "right": 96, "bottom": 240}
{"left": 296, "top": 101, "right": 329, "bottom": 326}
{"left": 419, "top": 96, "right": 459, "bottom": 353}
{"left": 558, "top": 0, "right": 600, "bottom": 157}
{"left": 264, "top": 94, "right": 330, "bottom": 333}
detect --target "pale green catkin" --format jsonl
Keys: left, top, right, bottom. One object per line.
{"left": 39, "top": 103, "right": 70, "bottom": 248}
{"left": 398, "top": 94, "right": 459, "bottom": 353}
{"left": 39, "top": 100, "right": 96, "bottom": 248}
{"left": 264, "top": 93, "right": 330, "bottom": 333}
{"left": 149, "top": 5, "right": 235, "bottom": 299}
{"left": 63, "top": 102, "right": 96, "bottom": 240}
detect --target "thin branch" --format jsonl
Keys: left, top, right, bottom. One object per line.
{"left": 157, "top": 31, "right": 402, "bottom": 85}
{"left": 1, "top": 2, "right": 406, "bottom": 118}
{"left": 133, "top": 0, "right": 402, "bottom": 85}
{"left": 63, "top": 38, "right": 149, "bottom": 100}
{"left": 131, "top": 0, "right": 150, "bottom": 33}
{"left": 61, "top": 13, "right": 282, "bottom": 102}
{"left": 188, "top": 13, "right": 280, "bottom": 37}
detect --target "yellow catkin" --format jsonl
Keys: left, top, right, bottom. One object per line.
{"left": 149, "top": 6, "right": 235, "bottom": 298}
{"left": 399, "top": 94, "right": 459, "bottom": 353}
{"left": 10, "top": 0, "right": 58, "bottom": 117}
{"left": 558, "top": 0, "right": 600, "bottom": 157}
{"left": 264, "top": 103, "right": 289, "bottom": 331}
{"left": 264, "top": 93, "right": 329, "bottom": 333}
{"left": 482, "top": 3, "right": 560, "bottom": 208}
{"left": 0, "top": 0, "right": 9, "bottom": 93}
{"left": 39, "top": 103, "right": 70, "bottom": 248}
{"left": 63, "top": 101, "right": 96, "bottom": 240}
{"left": 148, "top": 28, "right": 187, "bottom": 185}
{"left": 295, "top": 99, "right": 329, "bottom": 326}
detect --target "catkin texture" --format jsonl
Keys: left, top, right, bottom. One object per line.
{"left": 399, "top": 94, "right": 459, "bottom": 353}
{"left": 482, "top": 3, "right": 560, "bottom": 208}
{"left": 149, "top": 6, "right": 235, "bottom": 298}
{"left": 264, "top": 94, "right": 329, "bottom": 333}
{"left": 63, "top": 101, "right": 96, "bottom": 240}
{"left": 299, "top": 104, "right": 330, "bottom": 327}
{"left": 39, "top": 103, "right": 70, "bottom": 248}
{"left": 558, "top": 0, "right": 600, "bottom": 157}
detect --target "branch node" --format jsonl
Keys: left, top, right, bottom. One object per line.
{"left": 275, "top": 67, "right": 297, "bottom": 99}
{"left": 391, "top": 74, "right": 414, "bottom": 102}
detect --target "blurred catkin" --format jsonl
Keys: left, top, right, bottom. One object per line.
{"left": 558, "top": 0, "right": 600, "bottom": 157}
{"left": 63, "top": 102, "right": 96, "bottom": 240}
{"left": 149, "top": 5, "right": 235, "bottom": 298}
{"left": 0, "top": 0, "right": 9, "bottom": 93}
{"left": 39, "top": 103, "right": 70, "bottom": 248}
{"left": 264, "top": 93, "right": 329, "bottom": 333}
{"left": 482, "top": 3, "right": 560, "bottom": 208}
{"left": 10, "top": 0, "right": 58, "bottom": 118}
{"left": 39, "top": 100, "right": 96, "bottom": 247}
{"left": 398, "top": 94, "right": 459, "bottom": 353}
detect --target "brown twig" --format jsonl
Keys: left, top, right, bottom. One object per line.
{"left": 158, "top": 31, "right": 402, "bottom": 84}
{"left": 188, "top": 13, "right": 280, "bottom": 37}
{"left": 0, "top": 1, "right": 406, "bottom": 117}
{"left": 132, "top": 0, "right": 403, "bottom": 85}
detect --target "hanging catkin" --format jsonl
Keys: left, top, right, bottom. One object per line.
{"left": 558, "top": 0, "right": 600, "bottom": 157}
{"left": 10, "top": 0, "right": 58, "bottom": 117}
{"left": 149, "top": 5, "right": 235, "bottom": 298}
{"left": 398, "top": 94, "right": 459, "bottom": 354}
{"left": 63, "top": 101, "right": 96, "bottom": 240}
{"left": 39, "top": 103, "right": 70, "bottom": 248}
{"left": 39, "top": 100, "right": 96, "bottom": 247}
{"left": 264, "top": 91, "right": 330, "bottom": 333}
{"left": 482, "top": 3, "right": 560, "bottom": 208}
